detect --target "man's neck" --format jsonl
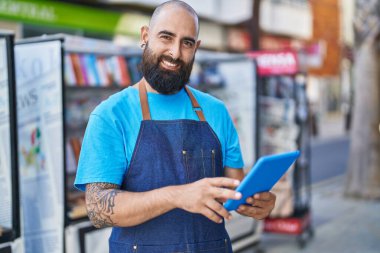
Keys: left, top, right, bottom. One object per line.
{"left": 139, "top": 78, "right": 159, "bottom": 94}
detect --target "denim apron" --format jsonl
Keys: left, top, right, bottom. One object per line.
{"left": 109, "top": 83, "right": 232, "bottom": 253}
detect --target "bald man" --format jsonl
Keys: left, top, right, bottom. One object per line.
{"left": 74, "top": 1, "right": 276, "bottom": 252}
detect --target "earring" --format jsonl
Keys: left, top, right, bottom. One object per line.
{"left": 141, "top": 42, "right": 146, "bottom": 49}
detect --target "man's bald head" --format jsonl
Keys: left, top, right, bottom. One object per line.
{"left": 149, "top": 0, "right": 199, "bottom": 36}
{"left": 140, "top": 0, "right": 201, "bottom": 94}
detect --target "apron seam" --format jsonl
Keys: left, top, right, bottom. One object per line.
{"left": 125, "top": 121, "right": 146, "bottom": 179}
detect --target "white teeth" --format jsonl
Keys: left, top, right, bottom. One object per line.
{"left": 162, "top": 60, "right": 177, "bottom": 68}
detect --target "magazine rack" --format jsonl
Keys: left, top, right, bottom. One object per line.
{"left": 0, "top": 31, "right": 20, "bottom": 253}
{"left": 248, "top": 50, "right": 313, "bottom": 248}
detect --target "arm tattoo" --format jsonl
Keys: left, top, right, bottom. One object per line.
{"left": 85, "top": 183, "right": 122, "bottom": 228}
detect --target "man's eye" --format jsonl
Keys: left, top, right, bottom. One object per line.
{"left": 161, "top": 35, "right": 171, "bottom": 40}
{"left": 184, "top": 41, "right": 194, "bottom": 47}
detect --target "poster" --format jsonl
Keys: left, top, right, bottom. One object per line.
{"left": 0, "top": 38, "right": 12, "bottom": 233}
{"left": 212, "top": 59, "right": 256, "bottom": 169}
{"left": 15, "top": 40, "right": 64, "bottom": 253}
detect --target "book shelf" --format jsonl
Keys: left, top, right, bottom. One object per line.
{"left": 0, "top": 32, "right": 20, "bottom": 252}
{"left": 63, "top": 36, "right": 142, "bottom": 225}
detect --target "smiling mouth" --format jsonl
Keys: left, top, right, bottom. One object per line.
{"left": 160, "top": 59, "right": 180, "bottom": 70}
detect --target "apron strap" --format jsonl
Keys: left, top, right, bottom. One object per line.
{"left": 138, "top": 82, "right": 206, "bottom": 122}
{"left": 139, "top": 81, "right": 151, "bottom": 120}
{"left": 185, "top": 86, "right": 206, "bottom": 122}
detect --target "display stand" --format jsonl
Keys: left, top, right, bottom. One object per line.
{"left": 14, "top": 34, "right": 142, "bottom": 253}
{"left": 15, "top": 36, "right": 65, "bottom": 253}
{"left": 191, "top": 51, "right": 263, "bottom": 252}
{"left": 247, "top": 50, "right": 313, "bottom": 248}
{"left": 0, "top": 31, "right": 20, "bottom": 253}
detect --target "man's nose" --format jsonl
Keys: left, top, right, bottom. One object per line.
{"left": 169, "top": 42, "right": 181, "bottom": 60}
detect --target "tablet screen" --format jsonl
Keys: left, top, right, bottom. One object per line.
{"left": 224, "top": 151, "right": 300, "bottom": 211}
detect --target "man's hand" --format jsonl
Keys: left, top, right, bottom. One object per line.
{"left": 173, "top": 177, "right": 242, "bottom": 223}
{"left": 236, "top": 192, "right": 276, "bottom": 220}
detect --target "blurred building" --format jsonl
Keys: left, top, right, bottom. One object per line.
{"left": 0, "top": 0, "right": 352, "bottom": 125}
{"left": 256, "top": 0, "right": 346, "bottom": 131}
{"left": 307, "top": 0, "right": 342, "bottom": 127}
{"left": 0, "top": 0, "right": 145, "bottom": 42}
{"left": 259, "top": 0, "right": 312, "bottom": 49}
{"left": 0, "top": 0, "right": 255, "bottom": 52}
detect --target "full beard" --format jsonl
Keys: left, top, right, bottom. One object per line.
{"left": 141, "top": 43, "right": 194, "bottom": 94}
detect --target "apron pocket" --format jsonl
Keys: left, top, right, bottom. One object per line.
{"left": 109, "top": 240, "right": 137, "bottom": 253}
{"left": 192, "top": 238, "right": 229, "bottom": 253}
{"left": 182, "top": 149, "right": 217, "bottom": 182}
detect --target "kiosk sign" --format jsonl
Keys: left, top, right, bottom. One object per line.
{"left": 247, "top": 51, "right": 298, "bottom": 76}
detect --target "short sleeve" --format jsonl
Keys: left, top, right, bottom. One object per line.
{"left": 74, "top": 114, "right": 127, "bottom": 191}
{"left": 223, "top": 108, "right": 244, "bottom": 169}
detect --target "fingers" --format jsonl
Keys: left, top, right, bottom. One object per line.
{"left": 237, "top": 192, "right": 276, "bottom": 220}
{"left": 204, "top": 177, "right": 242, "bottom": 200}
{"left": 246, "top": 198, "right": 266, "bottom": 208}
{"left": 196, "top": 178, "right": 239, "bottom": 222}
{"left": 246, "top": 197, "right": 269, "bottom": 208}
{"left": 207, "top": 177, "right": 240, "bottom": 188}
{"left": 237, "top": 205, "right": 268, "bottom": 220}
{"left": 253, "top": 192, "right": 276, "bottom": 202}
{"left": 246, "top": 192, "right": 276, "bottom": 206}
{"left": 200, "top": 207, "right": 224, "bottom": 223}
{"left": 211, "top": 186, "right": 242, "bottom": 201}
{"left": 206, "top": 199, "right": 232, "bottom": 220}
{"left": 216, "top": 197, "right": 228, "bottom": 203}
{"left": 179, "top": 178, "right": 242, "bottom": 219}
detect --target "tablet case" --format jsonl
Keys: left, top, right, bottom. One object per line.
{"left": 224, "top": 150, "right": 300, "bottom": 211}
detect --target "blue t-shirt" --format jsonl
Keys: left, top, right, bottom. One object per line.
{"left": 74, "top": 86, "right": 244, "bottom": 191}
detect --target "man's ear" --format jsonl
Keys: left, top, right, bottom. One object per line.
{"left": 140, "top": 25, "right": 149, "bottom": 46}
{"left": 195, "top": 40, "right": 201, "bottom": 51}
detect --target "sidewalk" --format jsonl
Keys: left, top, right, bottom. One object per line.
{"left": 311, "top": 112, "right": 348, "bottom": 144}
{"left": 253, "top": 176, "right": 380, "bottom": 253}
{"left": 242, "top": 113, "right": 380, "bottom": 252}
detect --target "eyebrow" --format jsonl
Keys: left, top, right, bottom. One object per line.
{"left": 158, "top": 30, "right": 196, "bottom": 44}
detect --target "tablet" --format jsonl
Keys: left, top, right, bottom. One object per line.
{"left": 224, "top": 150, "right": 300, "bottom": 211}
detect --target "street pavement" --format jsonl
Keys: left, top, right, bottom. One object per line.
{"left": 247, "top": 176, "right": 380, "bottom": 253}
{"left": 310, "top": 136, "right": 349, "bottom": 183}
{"left": 240, "top": 114, "right": 380, "bottom": 252}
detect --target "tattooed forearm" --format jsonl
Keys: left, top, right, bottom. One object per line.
{"left": 85, "top": 183, "right": 122, "bottom": 228}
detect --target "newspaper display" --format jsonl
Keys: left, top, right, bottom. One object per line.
{"left": 15, "top": 40, "right": 64, "bottom": 253}
{"left": 0, "top": 38, "right": 12, "bottom": 232}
